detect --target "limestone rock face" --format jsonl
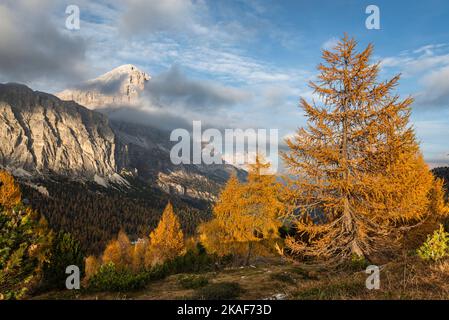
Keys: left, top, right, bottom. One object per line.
{"left": 111, "top": 120, "right": 246, "bottom": 201}
{"left": 57, "top": 64, "right": 150, "bottom": 109}
{"left": 0, "top": 83, "right": 117, "bottom": 178}
{"left": 53, "top": 64, "right": 247, "bottom": 200}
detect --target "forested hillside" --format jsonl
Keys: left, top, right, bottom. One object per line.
{"left": 433, "top": 167, "right": 449, "bottom": 196}
{"left": 20, "top": 177, "right": 211, "bottom": 255}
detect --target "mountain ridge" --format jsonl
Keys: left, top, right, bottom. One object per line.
{"left": 0, "top": 73, "right": 246, "bottom": 202}
{"left": 54, "top": 65, "right": 247, "bottom": 201}
{"left": 0, "top": 82, "right": 118, "bottom": 179}
{"left": 57, "top": 64, "right": 150, "bottom": 109}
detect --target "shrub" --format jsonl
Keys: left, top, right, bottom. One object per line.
{"left": 350, "top": 254, "right": 370, "bottom": 270}
{"left": 86, "top": 244, "right": 217, "bottom": 292}
{"left": 0, "top": 206, "right": 52, "bottom": 300}
{"left": 87, "top": 263, "right": 149, "bottom": 292}
{"left": 192, "top": 282, "right": 243, "bottom": 300}
{"left": 270, "top": 272, "right": 296, "bottom": 284}
{"left": 178, "top": 275, "right": 209, "bottom": 289}
{"left": 339, "top": 254, "right": 370, "bottom": 271}
{"left": 42, "top": 232, "right": 84, "bottom": 290}
{"left": 164, "top": 244, "right": 215, "bottom": 274}
{"left": 417, "top": 224, "right": 449, "bottom": 261}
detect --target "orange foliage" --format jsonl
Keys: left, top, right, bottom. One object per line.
{"left": 282, "top": 35, "right": 446, "bottom": 265}
{"left": 145, "top": 202, "right": 185, "bottom": 267}
{"left": 84, "top": 255, "right": 100, "bottom": 280}
{"left": 131, "top": 238, "right": 148, "bottom": 272}
{"left": 200, "top": 156, "right": 284, "bottom": 264}
{"left": 84, "top": 204, "right": 187, "bottom": 277}
{"left": 101, "top": 230, "right": 132, "bottom": 269}
{"left": 0, "top": 170, "right": 21, "bottom": 209}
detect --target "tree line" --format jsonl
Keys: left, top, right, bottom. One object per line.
{"left": 20, "top": 178, "right": 210, "bottom": 255}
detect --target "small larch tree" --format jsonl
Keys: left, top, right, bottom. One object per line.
{"left": 101, "top": 230, "right": 132, "bottom": 269}
{"left": 0, "top": 170, "right": 21, "bottom": 209}
{"left": 199, "top": 175, "right": 245, "bottom": 258}
{"left": 84, "top": 255, "right": 100, "bottom": 281}
{"left": 131, "top": 238, "right": 148, "bottom": 273}
{"left": 146, "top": 202, "right": 185, "bottom": 267}
{"left": 282, "top": 35, "right": 447, "bottom": 265}
{"left": 200, "top": 156, "right": 283, "bottom": 265}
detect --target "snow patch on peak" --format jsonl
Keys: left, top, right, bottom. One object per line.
{"left": 56, "top": 64, "right": 151, "bottom": 109}
{"left": 95, "top": 64, "right": 150, "bottom": 83}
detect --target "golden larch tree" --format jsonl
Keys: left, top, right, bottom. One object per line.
{"left": 131, "top": 238, "right": 148, "bottom": 272}
{"left": 84, "top": 255, "right": 100, "bottom": 280}
{"left": 282, "top": 35, "right": 446, "bottom": 265}
{"left": 0, "top": 170, "right": 21, "bottom": 209}
{"left": 200, "top": 156, "right": 283, "bottom": 264}
{"left": 199, "top": 175, "right": 245, "bottom": 258}
{"left": 101, "top": 230, "right": 132, "bottom": 269}
{"left": 145, "top": 202, "right": 185, "bottom": 267}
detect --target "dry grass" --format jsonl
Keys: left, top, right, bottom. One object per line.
{"left": 293, "top": 255, "right": 449, "bottom": 300}
{"left": 33, "top": 255, "right": 449, "bottom": 300}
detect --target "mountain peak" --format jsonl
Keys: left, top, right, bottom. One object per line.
{"left": 95, "top": 64, "right": 150, "bottom": 82}
{"left": 56, "top": 64, "right": 150, "bottom": 109}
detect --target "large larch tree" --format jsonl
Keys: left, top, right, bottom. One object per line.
{"left": 282, "top": 35, "right": 447, "bottom": 265}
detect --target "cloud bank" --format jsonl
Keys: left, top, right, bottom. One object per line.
{"left": 145, "top": 66, "right": 251, "bottom": 112}
{"left": 0, "top": 0, "right": 87, "bottom": 84}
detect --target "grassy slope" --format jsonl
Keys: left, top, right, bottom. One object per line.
{"left": 35, "top": 255, "right": 449, "bottom": 300}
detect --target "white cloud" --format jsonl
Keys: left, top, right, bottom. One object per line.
{"left": 119, "top": 0, "right": 205, "bottom": 36}
{"left": 174, "top": 47, "right": 308, "bottom": 85}
{"left": 416, "top": 65, "right": 449, "bottom": 108}
{"left": 380, "top": 46, "right": 449, "bottom": 76}
{"left": 413, "top": 43, "right": 448, "bottom": 55}
{"left": 322, "top": 37, "right": 339, "bottom": 50}
{"left": 0, "top": 0, "right": 87, "bottom": 85}
{"left": 145, "top": 65, "right": 251, "bottom": 112}
{"left": 379, "top": 43, "right": 449, "bottom": 110}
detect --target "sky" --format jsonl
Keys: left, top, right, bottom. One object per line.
{"left": 0, "top": 0, "right": 448, "bottom": 168}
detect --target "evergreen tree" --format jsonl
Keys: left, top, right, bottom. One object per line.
{"left": 282, "top": 35, "right": 447, "bottom": 265}
{"left": 42, "top": 232, "right": 84, "bottom": 290}
{"left": 0, "top": 171, "right": 52, "bottom": 299}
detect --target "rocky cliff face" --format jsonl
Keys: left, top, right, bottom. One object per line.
{"left": 111, "top": 120, "right": 246, "bottom": 201}
{"left": 57, "top": 64, "right": 150, "bottom": 109}
{"left": 0, "top": 83, "right": 117, "bottom": 178}
{"left": 53, "top": 64, "right": 246, "bottom": 201}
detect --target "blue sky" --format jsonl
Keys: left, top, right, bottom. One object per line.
{"left": 0, "top": 0, "right": 448, "bottom": 167}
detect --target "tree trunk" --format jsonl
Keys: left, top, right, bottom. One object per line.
{"left": 245, "top": 242, "right": 253, "bottom": 266}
